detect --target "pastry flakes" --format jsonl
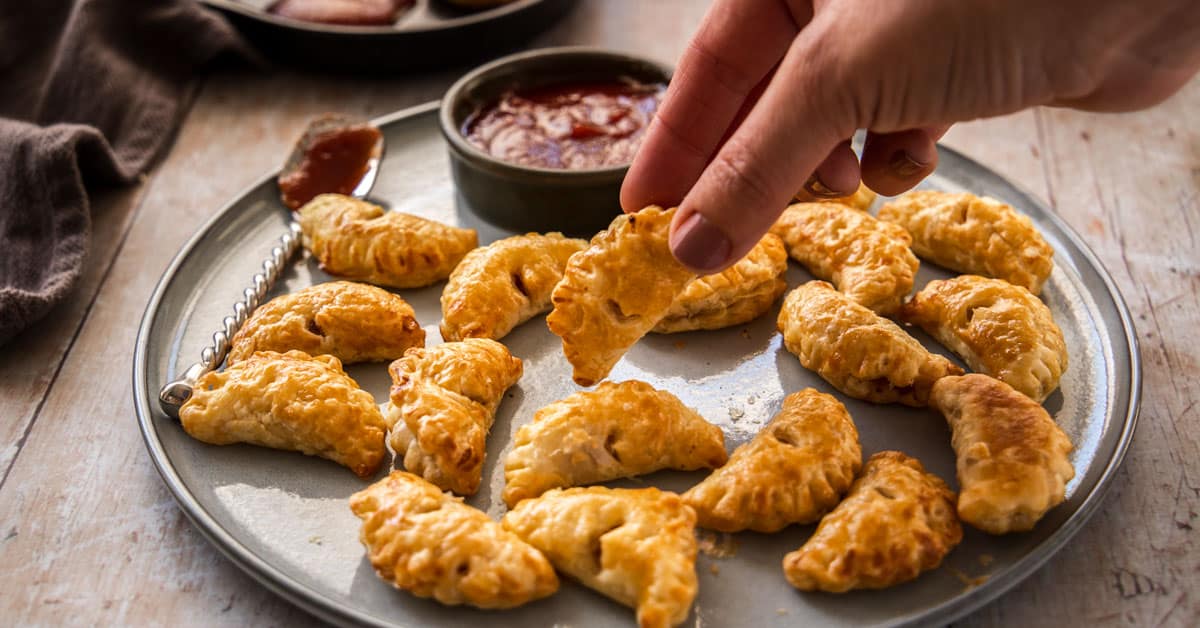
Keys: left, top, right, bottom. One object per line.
{"left": 770, "top": 202, "right": 918, "bottom": 314}
{"left": 877, "top": 190, "right": 1054, "bottom": 294}
{"left": 683, "top": 388, "right": 860, "bottom": 533}
{"left": 783, "top": 451, "right": 962, "bottom": 592}
{"left": 502, "top": 380, "right": 728, "bottom": 507}
{"left": 297, "top": 193, "right": 477, "bottom": 289}
{"left": 226, "top": 281, "right": 424, "bottom": 364}
{"left": 350, "top": 471, "right": 559, "bottom": 609}
{"left": 179, "top": 350, "right": 386, "bottom": 478}
{"left": 777, "top": 281, "right": 962, "bottom": 407}
{"left": 901, "top": 274, "right": 1068, "bottom": 402}
{"left": 931, "top": 374, "right": 1075, "bottom": 534}
{"left": 440, "top": 232, "right": 587, "bottom": 342}
{"left": 795, "top": 181, "right": 878, "bottom": 211}
{"left": 502, "top": 487, "right": 698, "bottom": 628}
{"left": 546, "top": 206, "right": 696, "bottom": 386}
{"left": 386, "top": 338, "right": 523, "bottom": 495}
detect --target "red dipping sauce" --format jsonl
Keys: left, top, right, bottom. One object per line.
{"left": 278, "top": 124, "right": 382, "bottom": 210}
{"left": 463, "top": 80, "right": 666, "bottom": 170}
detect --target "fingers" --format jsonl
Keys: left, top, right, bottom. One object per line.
{"left": 801, "top": 140, "right": 861, "bottom": 199}
{"left": 859, "top": 126, "right": 948, "bottom": 196}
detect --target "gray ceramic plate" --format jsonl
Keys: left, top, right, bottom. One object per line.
{"left": 133, "top": 101, "right": 1141, "bottom": 627}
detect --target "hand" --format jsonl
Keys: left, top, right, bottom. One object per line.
{"left": 620, "top": 0, "right": 1200, "bottom": 272}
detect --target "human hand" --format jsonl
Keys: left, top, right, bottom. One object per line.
{"left": 620, "top": 0, "right": 1200, "bottom": 272}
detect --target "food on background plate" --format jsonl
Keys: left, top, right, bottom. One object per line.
{"left": 440, "top": 0, "right": 520, "bottom": 8}
{"left": 783, "top": 451, "right": 962, "bottom": 592}
{"left": 179, "top": 350, "right": 386, "bottom": 478}
{"left": 794, "top": 181, "right": 878, "bottom": 211}
{"left": 350, "top": 471, "right": 559, "bottom": 609}
{"left": 930, "top": 374, "right": 1075, "bottom": 534}
{"left": 502, "top": 486, "right": 699, "bottom": 628}
{"left": 268, "top": 0, "right": 412, "bottom": 26}
{"left": 683, "top": 389, "right": 861, "bottom": 533}
{"left": 440, "top": 232, "right": 588, "bottom": 342}
{"left": 502, "top": 380, "right": 728, "bottom": 507}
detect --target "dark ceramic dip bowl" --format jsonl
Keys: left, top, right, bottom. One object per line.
{"left": 440, "top": 47, "right": 672, "bottom": 236}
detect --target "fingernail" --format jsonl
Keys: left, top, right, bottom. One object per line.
{"left": 671, "top": 211, "right": 732, "bottom": 272}
{"left": 888, "top": 150, "right": 930, "bottom": 177}
{"left": 803, "top": 174, "right": 843, "bottom": 199}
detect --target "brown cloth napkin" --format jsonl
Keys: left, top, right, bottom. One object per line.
{"left": 0, "top": 0, "right": 252, "bottom": 346}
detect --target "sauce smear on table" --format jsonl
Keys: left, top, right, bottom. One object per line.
{"left": 278, "top": 125, "right": 382, "bottom": 210}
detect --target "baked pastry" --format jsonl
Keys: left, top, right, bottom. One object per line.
{"left": 682, "top": 388, "right": 860, "bottom": 533}
{"left": 502, "top": 380, "right": 728, "bottom": 507}
{"left": 350, "top": 471, "right": 558, "bottom": 609}
{"left": 226, "top": 281, "right": 424, "bottom": 365}
{"left": 546, "top": 206, "right": 696, "bottom": 386}
{"left": 795, "top": 181, "right": 877, "bottom": 211}
{"left": 930, "top": 374, "right": 1075, "bottom": 534}
{"left": 297, "top": 193, "right": 477, "bottom": 289}
{"left": 783, "top": 451, "right": 962, "bottom": 592}
{"left": 179, "top": 350, "right": 386, "bottom": 478}
{"left": 502, "top": 487, "right": 698, "bottom": 628}
{"left": 440, "top": 232, "right": 587, "bottom": 342}
{"left": 777, "top": 281, "right": 962, "bottom": 406}
{"left": 769, "top": 202, "right": 918, "bottom": 314}
{"left": 653, "top": 233, "right": 788, "bottom": 333}
{"left": 877, "top": 190, "right": 1054, "bottom": 294}
{"left": 900, "top": 275, "right": 1067, "bottom": 401}
{"left": 385, "top": 338, "right": 523, "bottom": 495}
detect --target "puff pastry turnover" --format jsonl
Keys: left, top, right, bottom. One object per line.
{"left": 547, "top": 206, "right": 696, "bottom": 385}
{"left": 297, "top": 193, "right": 477, "bottom": 288}
{"left": 783, "top": 451, "right": 962, "bottom": 592}
{"left": 931, "top": 374, "right": 1075, "bottom": 534}
{"left": 795, "top": 181, "right": 878, "bottom": 211}
{"left": 683, "top": 388, "right": 860, "bottom": 533}
{"left": 226, "top": 281, "right": 424, "bottom": 364}
{"left": 653, "top": 233, "right": 788, "bottom": 333}
{"left": 777, "top": 281, "right": 962, "bottom": 406}
{"left": 877, "top": 190, "right": 1054, "bottom": 294}
{"left": 770, "top": 202, "right": 918, "bottom": 314}
{"left": 901, "top": 275, "right": 1067, "bottom": 401}
{"left": 385, "top": 338, "right": 523, "bottom": 495}
{"left": 440, "top": 232, "right": 587, "bottom": 342}
{"left": 350, "top": 471, "right": 558, "bottom": 608}
{"left": 502, "top": 380, "right": 728, "bottom": 507}
{"left": 502, "top": 487, "right": 698, "bottom": 628}
{"left": 179, "top": 350, "right": 386, "bottom": 478}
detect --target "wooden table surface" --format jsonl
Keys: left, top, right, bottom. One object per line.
{"left": 2, "top": 1, "right": 1197, "bottom": 625}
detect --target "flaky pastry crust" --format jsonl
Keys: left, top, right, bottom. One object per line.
{"left": 795, "top": 181, "right": 878, "bottom": 211}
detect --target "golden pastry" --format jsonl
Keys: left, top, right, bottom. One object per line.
{"left": 546, "top": 206, "right": 696, "bottom": 386}
{"left": 297, "top": 193, "right": 477, "bottom": 289}
{"left": 930, "top": 374, "right": 1075, "bottom": 534}
{"left": 503, "top": 487, "right": 698, "bottom": 628}
{"left": 226, "top": 281, "right": 424, "bottom": 364}
{"left": 777, "top": 281, "right": 962, "bottom": 406}
{"left": 682, "top": 389, "right": 860, "bottom": 533}
{"left": 440, "top": 232, "right": 587, "bottom": 342}
{"left": 877, "top": 190, "right": 1054, "bottom": 294}
{"left": 653, "top": 233, "right": 788, "bottom": 333}
{"left": 179, "top": 350, "right": 385, "bottom": 478}
{"left": 770, "top": 202, "right": 918, "bottom": 314}
{"left": 386, "top": 338, "right": 523, "bottom": 495}
{"left": 502, "top": 380, "right": 728, "bottom": 507}
{"left": 783, "top": 451, "right": 962, "bottom": 592}
{"left": 900, "top": 275, "right": 1068, "bottom": 401}
{"left": 350, "top": 471, "right": 558, "bottom": 609}
{"left": 795, "top": 181, "right": 878, "bottom": 211}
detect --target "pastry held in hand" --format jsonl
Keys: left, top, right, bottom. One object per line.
{"left": 901, "top": 274, "right": 1068, "bottom": 402}
{"left": 683, "top": 388, "right": 860, "bottom": 533}
{"left": 440, "top": 232, "right": 587, "bottom": 342}
{"left": 503, "top": 486, "right": 698, "bottom": 628}
{"left": 653, "top": 233, "right": 788, "bottom": 333}
{"left": 783, "top": 451, "right": 962, "bottom": 592}
{"left": 795, "top": 181, "right": 878, "bottom": 211}
{"left": 350, "top": 471, "right": 558, "bottom": 609}
{"left": 386, "top": 338, "right": 523, "bottom": 495}
{"left": 777, "top": 281, "right": 962, "bottom": 407}
{"left": 877, "top": 190, "right": 1054, "bottom": 294}
{"left": 226, "top": 281, "right": 424, "bottom": 365}
{"left": 930, "top": 374, "right": 1075, "bottom": 534}
{"left": 502, "top": 380, "right": 728, "bottom": 507}
{"left": 769, "top": 202, "right": 918, "bottom": 315}
{"left": 180, "top": 350, "right": 386, "bottom": 478}
{"left": 546, "top": 206, "right": 696, "bottom": 386}
{"left": 297, "top": 193, "right": 477, "bottom": 289}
